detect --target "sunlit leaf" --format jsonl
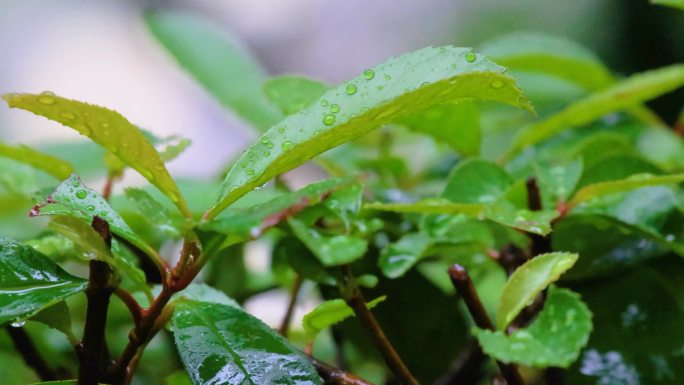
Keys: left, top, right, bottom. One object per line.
{"left": 303, "top": 296, "right": 386, "bottom": 339}
{"left": 497, "top": 252, "right": 578, "bottom": 330}
{"left": 206, "top": 46, "right": 532, "bottom": 218}
{"left": 0, "top": 142, "right": 73, "bottom": 180}
{"left": 2, "top": 92, "right": 190, "bottom": 216}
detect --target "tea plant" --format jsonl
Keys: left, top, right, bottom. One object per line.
{"left": 1, "top": 3, "right": 684, "bottom": 385}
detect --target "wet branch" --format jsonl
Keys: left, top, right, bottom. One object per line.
{"left": 309, "top": 356, "right": 374, "bottom": 385}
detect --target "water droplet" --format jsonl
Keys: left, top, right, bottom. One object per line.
{"left": 37, "top": 92, "right": 56, "bottom": 105}
{"left": 465, "top": 52, "right": 476, "bottom": 62}
{"left": 101, "top": 122, "right": 110, "bottom": 129}
{"left": 262, "top": 150, "right": 271, "bottom": 157}
{"left": 377, "top": 85, "right": 384, "bottom": 91}
{"left": 154, "top": 163, "right": 165, "bottom": 170}
{"left": 60, "top": 112, "right": 76, "bottom": 120}
{"left": 278, "top": 127, "right": 285, "bottom": 134}
{"left": 511, "top": 343, "right": 525, "bottom": 351}
{"left": 320, "top": 99, "right": 329, "bottom": 107}
{"left": 313, "top": 129, "right": 322, "bottom": 135}
{"left": 345, "top": 84, "right": 358, "bottom": 95}
{"left": 384, "top": 74, "right": 392, "bottom": 81}
{"left": 363, "top": 69, "right": 375, "bottom": 80}
{"left": 491, "top": 80, "right": 504, "bottom": 89}
{"left": 87, "top": 205, "right": 95, "bottom": 211}
{"left": 10, "top": 320, "right": 26, "bottom": 328}
{"left": 260, "top": 137, "right": 271, "bottom": 145}
{"left": 282, "top": 141, "right": 294, "bottom": 151}
{"left": 330, "top": 104, "right": 340, "bottom": 113}
{"left": 323, "top": 114, "right": 336, "bottom": 126}
{"left": 75, "top": 190, "right": 88, "bottom": 199}
{"left": 99, "top": 211, "right": 108, "bottom": 217}
{"left": 246, "top": 168, "right": 255, "bottom": 176}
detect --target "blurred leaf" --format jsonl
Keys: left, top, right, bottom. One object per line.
{"left": 0, "top": 237, "right": 87, "bottom": 325}
{"left": 576, "top": 155, "right": 660, "bottom": 188}
{"left": 288, "top": 217, "right": 367, "bottom": 266}
{"left": 570, "top": 173, "right": 684, "bottom": 206}
{"left": 170, "top": 299, "right": 322, "bottom": 385}
{"left": 443, "top": 159, "right": 512, "bottom": 203}
{"left": 364, "top": 199, "right": 485, "bottom": 216}
{"left": 125, "top": 188, "right": 185, "bottom": 238}
{"left": 474, "top": 287, "right": 592, "bottom": 368}
{"left": 273, "top": 236, "right": 338, "bottom": 285}
{"left": 145, "top": 10, "right": 282, "bottom": 131}
{"left": 652, "top": 0, "right": 684, "bottom": 10}
{"left": 402, "top": 102, "right": 481, "bottom": 156}
{"left": 31, "top": 301, "right": 74, "bottom": 340}
{"left": 379, "top": 232, "right": 433, "bottom": 279}
{"left": 534, "top": 159, "right": 583, "bottom": 205}
{"left": 207, "top": 46, "right": 532, "bottom": 218}
{"left": 507, "top": 64, "right": 684, "bottom": 158}
{"left": 484, "top": 200, "right": 557, "bottom": 235}
{"left": 264, "top": 76, "right": 329, "bottom": 115}
{"left": 497, "top": 252, "right": 578, "bottom": 330}
{"left": 2, "top": 92, "right": 190, "bottom": 216}
{"left": 0, "top": 142, "right": 73, "bottom": 180}
{"left": 28, "top": 382, "right": 76, "bottom": 385}
{"left": 302, "top": 296, "right": 386, "bottom": 339}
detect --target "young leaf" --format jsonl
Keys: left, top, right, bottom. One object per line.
{"left": 443, "top": 159, "right": 512, "bottom": 204}
{"left": 206, "top": 46, "right": 532, "bottom": 218}
{"left": 474, "top": 287, "right": 592, "bottom": 368}
{"left": 171, "top": 299, "right": 322, "bottom": 385}
{"left": 2, "top": 92, "right": 190, "bottom": 217}
{"left": 0, "top": 237, "right": 87, "bottom": 326}
{"left": 506, "top": 64, "right": 684, "bottom": 159}
{"left": 32, "top": 174, "right": 160, "bottom": 265}
{"left": 263, "top": 76, "right": 329, "bottom": 115}
{"left": 569, "top": 173, "right": 684, "bottom": 206}
{"left": 31, "top": 301, "right": 76, "bottom": 342}
{"left": 302, "top": 296, "right": 386, "bottom": 339}
{"left": 288, "top": 217, "right": 367, "bottom": 266}
{"left": 145, "top": 10, "right": 282, "bottom": 131}
{"left": 0, "top": 142, "right": 73, "bottom": 180}
{"left": 497, "top": 252, "right": 578, "bottom": 330}
{"left": 125, "top": 187, "right": 185, "bottom": 238}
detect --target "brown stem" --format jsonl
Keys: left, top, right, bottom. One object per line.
{"left": 342, "top": 267, "right": 419, "bottom": 385}
{"left": 102, "top": 174, "right": 116, "bottom": 201}
{"left": 114, "top": 287, "right": 143, "bottom": 326}
{"left": 78, "top": 217, "right": 116, "bottom": 385}
{"left": 448, "top": 265, "right": 524, "bottom": 385}
{"left": 7, "top": 326, "right": 59, "bottom": 381}
{"left": 279, "top": 274, "right": 303, "bottom": 337}
{"left": 309, "top": 356, "right": 374, "bottom": 385}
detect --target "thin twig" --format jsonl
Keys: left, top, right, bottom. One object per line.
{"left": 114, "top": 287, "right": 143, "bottom": 326}
{"left": 279, "top": 274, "right": 303, "bottom": 337}
{"left": 342, "top": 266, "right": 419, "bottom": 385}
{"left": 309, "top": 356, "right": 374, "bottom": 385}
{"left": 7, "top": 326, "right": 59, "bottom": 381}
{"left": 102, "top": 174, "right": 116, "bottom": 201}
{"left": 448, "top": 265, "right": 524, "bottom": 385}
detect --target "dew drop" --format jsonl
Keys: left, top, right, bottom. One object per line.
{"left": 330, "top": 104, "right": 340, "bottom": 113}
{"left": 99, "top": 211, "right": 108, "bottom": 217}
{"left": 87, "top": 205, "right": 95, "bottom": 211}
{"left": 282, "top": 140, "right": 294, "bottom": 151}
{"left": 60, "top": 112, "right": 76, "bottom": 120}
{"left": 384, "top": 74, "right": 392, "bottom": 81}
{"left": 323, "top": 114, "right": 336, "bottom": 126}
{"left": 377, "top": 85, "right": 384, "bottom": 91}
{"left": 363, "top": 69, "right": 375, "bottom": 80}
{"left": 260, "top": 137, "right": 271, "bottom": 145}
{"left": 278, "top": 127, "right": 285, "bottom": 134}
{"left": 262, "top": 150, "right": 271, "bottom": 157}
{"left": 313, "top": 129, "right": 322, "bottom": 136}
{"left": 246, "top": 168, "right": 255, "bottom": 176}
{"left": 10, "top": 320, "right": 26, "bottom": 328}
{"left": 345, "top": 84, "right": 358, "bottom": 95}
{"left": 465, "top": 52, "right": 476, "bottom": 62}
{"left": 320, "top": 99, "right": 329, "bottom": 107}
{"left": 37, "top": 92, "right": 56, "bottom": 105}
{"left": 75, "top": 190, "right": 88, "bottom": 199}
{"left": 491, "top": 80, "right": 505, "bottom": 89}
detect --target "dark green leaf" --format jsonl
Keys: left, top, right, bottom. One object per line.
{"left": 443, "top": 159, "right": 512, "bottom": 203}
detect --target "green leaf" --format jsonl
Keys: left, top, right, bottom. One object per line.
{"left": 171, "top": 299, "right": 322, "bottom": 385}
{"left": 443, "top": 159, "right": 512, "bottom": 204}
{"left": 0, "top": 142, "right": 73, "bottom": 180}
{"left": 125, "top": 188, "right": 185, "bottom": 238}
{"left": 506, "top": 64, "right": 684, "bottom": 159}
{"left": 263, "top": 76, "right": 329, "bottom": 115}
{"left": 534, "top": 159, "right": 583, "bottom": 204}
{"left": 652, "top": 0, "right": 684, "bottom": 10}
{"left": 2, "top": 92, "right": 190, "bottom": 216}
{"left": 302, "top": 296, "right": 386, "bottom": 339}
{"left": 273, "top": 236, "right": 338, "bottom": 286}
{"left": 379, "top": 232, "right": 434, "bottom": 279}
{"left": 474, "top": 287, "right": 592, "bottom": 368}
{"left": 570, "top": 173, "right": 684, "bottom": 206}
{"left": 0, "top": 237, "right": 87, "bottom": 326}
{"left": 145, "top": 10, "right": 282, "bottom": 131}
{"left": 364, "top": 199, "right": 485, "bottom": 216}
{"left": 206, "top": 46, "right": 532, "bottom": 218}
{"left": 288, "top": 217, "right": 367, "bottom": 266}
{"left": 31, "top": 301, "right": 75, "bottom": 341}
{"left": 401, "top": 102, "right": 481, "bottom": 156}
{"left": 497, "top": 252, "right": 578, "bottom": 330}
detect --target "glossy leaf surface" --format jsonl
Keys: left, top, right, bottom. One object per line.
{"left": 207, "top": 46, "right": 532, "bottom": 218}
{"left": 497, "top": 252, "right": 578, "bottom": 330}
{"left": 171, "top": 299, "right": 322, "bottom": 385}
{"left": 0, "top": 237, "right": 87, "bottom": 325}
{"left": 3, "top": 92, "right": 190, "bottom": 216}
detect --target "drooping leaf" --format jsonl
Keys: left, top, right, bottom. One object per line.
{"left": 575, "top": 155, "right": 660, "bottom": 188}
{"left": 379, "top": 233, "right": 434, "bottom": 279}
{"left": 0, "top": 237, "right": 87, "bottom": 326}
{"left": 30, "top": 301, "right": 75, "bottom": 341}
{"left": 302, "top": 296, "right": 386, "bottom": 339}
{"left": 0, "top": 142, "right": 73, "bottom": 180}
{"left": 31, "top": 174, "right": 160, "bottom": 264}
{"left": 2, "top": 92, "right": 190, "bottom": 216}
{"left": 474, "top": 287, "right": 592, "bottom": 368}
{"left": 206, "top": 46, "right": 532, "bottom": 218}
{"left": 652, "top": 0, "right": 684, "bottom": 10}
{"left": 569, "top": 173, "right": 684, "bottom": 206}
{"left": 145, "top": 10, "right": 282, "bottom": 131}
{"left": 263, "top": 76, "right": 329, "bottom": 115}
{"left": 497, "top": 252, "right": 578, "bottom": 330}
{"left": 506, "top": 64, "right": 684, "bottom": 158}
{"left": 170, "top": 299, "right": 322, "bottom": 385}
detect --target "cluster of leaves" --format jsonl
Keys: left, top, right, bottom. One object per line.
{"left": 1, "top": 3, "right": 684, "bottom": 385}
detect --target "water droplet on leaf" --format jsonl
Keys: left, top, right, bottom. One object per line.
{"left": 37, "top": 92, "right": 56, "bottom": 105}
{"left": 330, "top": 104, "right": 340, "bottom": 113}
{"left": 60, "top": 112, "right": 76, "bottom": 120}
{"left": 465, "top": 52, "right": 476, "bottom": 62}
{"left": 345, "top": 84, "right": 358, "bottom": 95}
{"left": 75, "top": 190, "right": 87, "bottom": 199}
{"left": 323, "top": 114, "right": 336, "bottom": 126}
{"left": 491, "top": 80, "right": 504, "bottom": 89}
{"left": 282, "top": 141, "right": 294, "bottom": 151}
{"left": 363, "top": 69, "right": 375, "bottom": 80}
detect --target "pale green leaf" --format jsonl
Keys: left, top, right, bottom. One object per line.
{"left": 206, "top": 46, "right": 532, "bottom": 218}
{"left": 497, "top": 252, "right": 578, "bottom": 330}
{"left": 303, "top": 296, "right": 386, "bottom": 339}
{"left": 0, "top": 142, "right": 73, "bottom": 180}
{"left": 2, "top": 92, "right": 190, "bottom": 216}
{"left": 263, "top": 76, "right": 329, "bottom": 115}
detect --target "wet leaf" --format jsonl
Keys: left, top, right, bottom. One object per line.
{"left": 474, "top": 287, "right": 592, "bottom": 368}
{"left": 0, "top": 142, "right": 73, "bottom": 180}
{"left": 263, "top": 76, "right": 329, "bottom": 115}
{"left": 570, "top": 173, "right": 684, "bottom": 206}
{"left": 125, "top": 188, "right": 186, "bottom": 238}
{"left": 146, "top": 10, "right": 282, "bottom": 131}
{"left": 206, "top": 46, "right": 532, "bottom": 218}
{"left": 30, "top": 301, "right": 75, "bottom": 340}
{"left": 288, "top": 217, "right": 367, "bottom": 266}
{"left": 497, "top": 252, "right": 578, "bottom": 330}
{"left": 302, "top": 296, "right": 386, "bottom": 339}
{"left": 443, "top": 159, "right": 512, "bottom": 203}
{"left": 170, "top": 299, "right": 322, "bottom": 385}
{"left": 2, "top": 92, "right": 190, "bottom": 216}
{"left": 0, "top": 237, "right": 87, "bottom": 326}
